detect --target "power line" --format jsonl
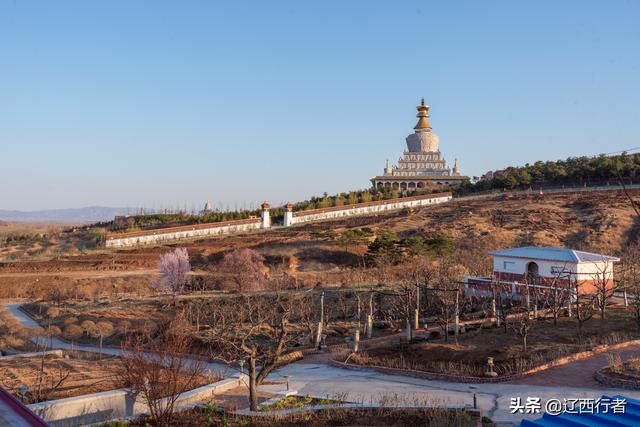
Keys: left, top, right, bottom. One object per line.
{"left": 599, "top": 146, "right": 640, "bottom": 156}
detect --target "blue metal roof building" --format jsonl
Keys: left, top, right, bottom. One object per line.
{"left": 520, "top": 395, "right": 640, "bottom": 426}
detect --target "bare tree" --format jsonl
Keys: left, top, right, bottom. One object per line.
{"left": 540, "top": 265, "right": 571, "bottom": 325}
{"left": 204, "top": 293, "right": 308, "bottom": 411}
{"left": 92, "top": 321, "right": 114, "bottom": 360}
{"left": 430, "top": 259, "right": 465, "bottom": 342}
{"left": 586, "top": 260, "right": 617, "bottom": 321}
{"left": 213, "top": 248, "right": 267, "bottom": 293}
{"left": 621, "top": 242, "right": 640, "bottom": 331}
{"left": 119, "top": 313, "right": 205, "bottom": 425}
{"left": 508, "top": 297, "right": 533, "bottom": 353}
{"left": 495, "top": 287, "right": 512, "bottom": 334}
{"left": 573, "top": 279, "right": 597, "bottom": 345}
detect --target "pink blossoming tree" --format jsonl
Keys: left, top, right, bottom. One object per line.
{"left": 156, "top": 247, "right": 191, "bottom": 299}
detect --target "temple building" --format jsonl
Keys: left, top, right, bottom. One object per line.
{"left": 371, "top": 99, "right": 467, "bottom": 191}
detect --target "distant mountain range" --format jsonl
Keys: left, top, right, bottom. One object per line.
{"left": 0, "top": 206, "right": 145, "bottom": 223}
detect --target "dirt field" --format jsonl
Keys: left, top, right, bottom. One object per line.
{"left": 0, "top": 350, "right": 220, "bottom": 404}
{"left": 0, "top": 352, "right": 123, "bottom": 402}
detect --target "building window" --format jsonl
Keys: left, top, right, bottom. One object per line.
{"left": 551, "top": 266, "right": 565, "bottom": 275}
{"left": 503, "top": 261, "right": 516, "bottom": 271}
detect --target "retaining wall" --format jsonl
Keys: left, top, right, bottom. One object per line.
{"left": 594, "top": 369, "right": 640, "bottom": 390}
{"left": 28, "top": 374, "right": 246, "bottom": 427}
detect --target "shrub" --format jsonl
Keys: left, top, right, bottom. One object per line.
{"left": 63, "top": 316, "right": 79, "bottom": 326}
{"left": 607, "top": 353, "right": 623, "bottom": 373}
{"left": 46, "top": 307, "right": 60, "bottom": 319}
{"left": 80, "top": 320, "right": 97, "bottom": 336}
{"left": 63, "top": 324, "right": 83, "bottom": 340}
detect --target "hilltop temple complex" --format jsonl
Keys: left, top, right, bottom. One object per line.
{"left": 371, "top": 99, "right": 467, "bottom": 190}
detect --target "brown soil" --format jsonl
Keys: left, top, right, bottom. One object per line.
{"left": 209, "top": 385, "right": 274, "bottom": 410}
{"left": 0, "top": 352, "right": 123, "bottom": 402}
{"left": 0, "top": 351, "right": 219, "bottom": 404}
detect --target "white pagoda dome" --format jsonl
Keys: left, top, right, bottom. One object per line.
{"left": 405, "top": 99, "right": 439, "bottom": 152}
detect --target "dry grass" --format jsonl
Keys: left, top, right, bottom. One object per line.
{"left": 127, "top": 405, "right": 477, "bottom": 427}
{"left": 604, "top": 355, "right": 640, "bottom": 381}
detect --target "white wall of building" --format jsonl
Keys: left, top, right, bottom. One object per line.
{"left": 577, "top": 260, "right": 615, "bottom": 282}
{"left": 492, "top": 255, "right": 614, "bottom": 282}
{"left": 492, "top": 256, "right": 578, "bottom": 278}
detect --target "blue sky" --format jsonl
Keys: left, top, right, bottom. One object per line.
{"left": 2, "top": 1, "right": 639, "bottom": 211}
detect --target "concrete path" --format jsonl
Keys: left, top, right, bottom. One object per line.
{"left": 262, "top": 362, "right": 640, "bottom": 426}
{"left": 508, "top": 345, "right": 640, "bottom": 388}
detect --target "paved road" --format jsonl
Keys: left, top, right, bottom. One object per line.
{"left": 509, "top": 345, "right": 640, "bottom": 388}
{"left": 6, "top": 302, "right": 640, "bottom": 426}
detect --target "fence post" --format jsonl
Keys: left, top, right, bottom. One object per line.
{"left": 415, "top": 285, "right": 420, "bottom": 330}
{"left": 314, "top": 322, "right": 323, "bottom": 350}
{"left": 261, "top": 201, "right": 271, "bottom": 228}
{"left": 283, "top": 202, "right": 294, "bottom": 227}
{"left": 454, "top": 291, "right": 460, "bottom": 336}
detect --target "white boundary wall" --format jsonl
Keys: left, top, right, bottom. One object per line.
{"left": 105, "top": 218, "right": 263, "bottom": 248}
{"left": 105, "top": 192, "right": 452, "bottom": 248}
{"left": 288, "top": 192, "right": 452, "bottom": 226}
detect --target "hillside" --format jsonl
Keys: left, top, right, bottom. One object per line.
{"left": 1, "top": 188, "right": 637, "bottom": 277}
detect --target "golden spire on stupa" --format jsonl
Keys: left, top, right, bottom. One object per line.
{"left": 414, "top": 97, "right": 432, "bottom": 130}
